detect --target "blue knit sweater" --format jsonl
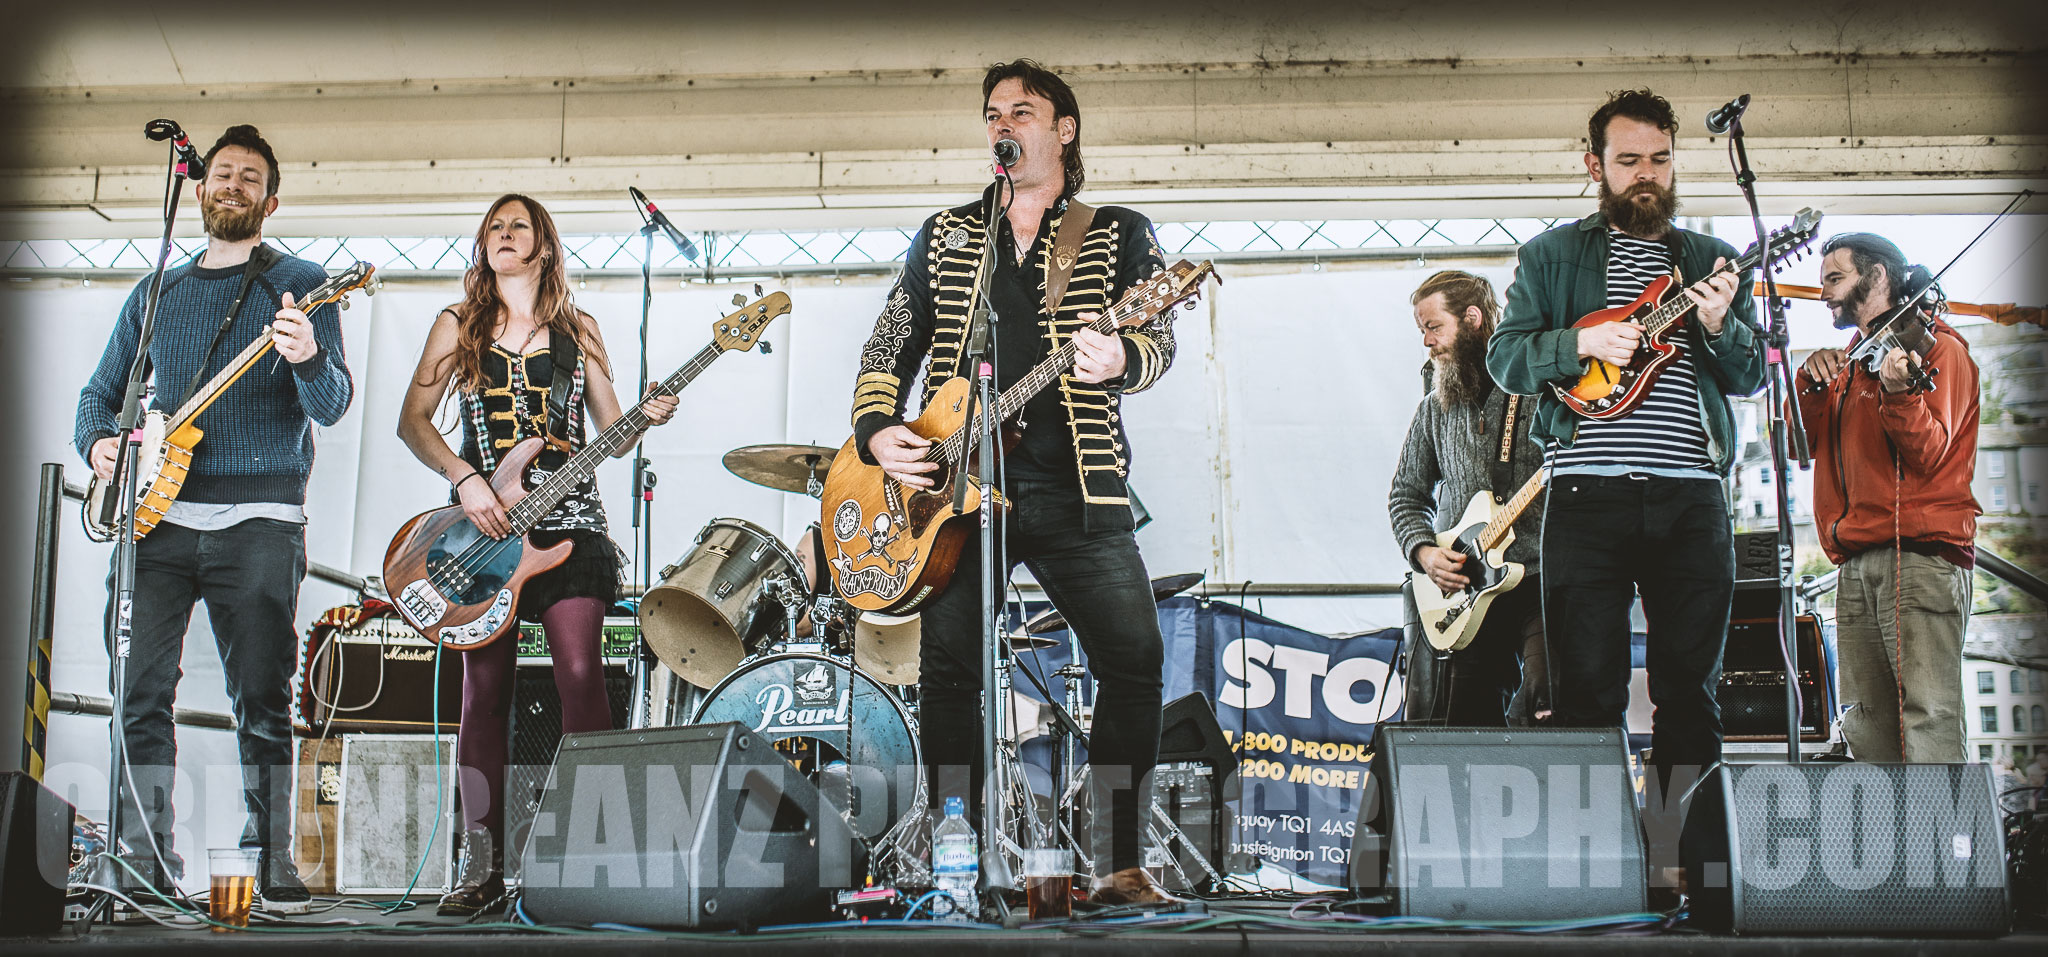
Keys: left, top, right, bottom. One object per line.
{"left": 73, "top": 246, "right": 354, "bottom": 505}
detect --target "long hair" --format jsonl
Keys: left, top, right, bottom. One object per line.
{"left": 982, "top": 59, "right": 1084, "bottom": 199}
{"left": 435, "top": 194, "right": 607, "bottom": 394}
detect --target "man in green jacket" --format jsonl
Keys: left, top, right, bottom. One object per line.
{"left": 1485, "top": 89, "right": 1764, "bottom": 816}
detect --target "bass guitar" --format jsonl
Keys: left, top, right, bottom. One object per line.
{"left": 1557, "top": 207, "right": 1822, "bottom": 418}
{"left": 1410, "top": 467, "right": 1547, "bottom": 653}
{"left": 383, "top": 289, "right": 792, "bottom": 651}
{"left": 821, "top": 260, "right": 1214, "bottom": 614}
{"left": 83, "top": 261, "right": 376, "bottom": 542}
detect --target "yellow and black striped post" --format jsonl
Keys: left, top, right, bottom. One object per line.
{"left": 19, "top": 463, "right": 62, "bottom": 780}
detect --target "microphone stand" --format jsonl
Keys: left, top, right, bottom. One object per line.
{"left": 961, "top": 173, "right": 1015, "bottom": 912}
{"left": 628, "top": 217, "right": 660, "bottom": 726}
{"left": 84, "top": 140, "right": 193, "bottom": 927}
{"left": 1725, "top": 112, "right": 1809, "bottom": 763}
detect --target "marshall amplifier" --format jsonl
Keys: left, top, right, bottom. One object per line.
{"left": 296, "top": 614, "right": 462, "bottom": 735}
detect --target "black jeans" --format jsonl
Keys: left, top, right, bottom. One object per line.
{"left": 1541, "top": 475, "right": 1732, "bottom": 785}
{"left": 918, "top": 477, "right": 1164, "bottom": 873}
{"left": 104, "top": 518, "right": 307, "bottom": 879}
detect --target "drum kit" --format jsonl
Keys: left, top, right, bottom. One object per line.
{"left": 630, "top": 441, "right": 1209, "bottom": 887}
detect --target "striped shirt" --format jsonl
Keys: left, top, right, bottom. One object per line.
{"left": 1549, "top": 231, "right": 1715, "bottom": 475}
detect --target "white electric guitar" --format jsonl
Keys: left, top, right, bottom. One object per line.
{"left": 1410, "top": 468, "right": 1547, "bottom": 652}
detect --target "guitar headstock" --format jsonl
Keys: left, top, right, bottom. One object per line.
{"left": 1742, "top": 207, "right": 1825, "bottom": 273}
{"left": 710, "top": 289, "right": 792, "bottom": 353}
{"left": 1111, "top": 259, "right": 1218, "bottom": 330}
{"left": 298, "top": 261, "right": 376, "bottom": 312}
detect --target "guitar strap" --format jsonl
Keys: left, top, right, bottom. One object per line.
{"left": 1042, "top": 199, "right": 1097, "bottom": 317}
{"left": 1487, "top": 391, "right": 1522, "bottom": 503}
{"left": 174, "top": 243, "right": 278, "bottom": 413}
{"left": 545, "top": 326, "right": 581, "bottom": 443}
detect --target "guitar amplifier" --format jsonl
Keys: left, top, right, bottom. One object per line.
{"left": 295, "top": 614, "right": 462, "bottom": 735}
{"left": 1721, "top": 608, "right": 1832, "bottom": 742}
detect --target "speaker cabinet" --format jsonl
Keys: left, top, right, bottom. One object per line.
{"left": 1351, "top": 725, "right": 1646, "bottom": 920}
{"left": 334, "top": 735, "right": 456, "bottom": 894}
{"left": 1682, "top": 761, "right": 2010, "bottom": 936}
{"left": 503, "top": 660, "right": 633, "bottom": 884}
{"left": 517, "top": 722, "right": 861, "bottom": 930}
{"left": 0, "top": 772, "right": 73, "bottom": 937}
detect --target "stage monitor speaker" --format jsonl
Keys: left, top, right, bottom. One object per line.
{"left": 334, "top": 735, "right": 456, "bottom": 894}
{"left": 1682, "top": 761, "right": 2010, "bottom": 936}
{"left": 0, "top": 772, "right": 73, "bottom": 937}
{"left": 1350, "top": 725, "right": 1646, "bottom": 920}
{"left": 1151, "top": 692, "right": 1238, "bottom": 888}
{"left": 517, "top": 722, "right": 860, "bottom": 930}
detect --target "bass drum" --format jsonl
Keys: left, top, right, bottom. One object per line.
{"left": 642, "top": 517, "right": 805, "bottom": 688}
{"left": 692, "top": 652, "right": 921, "bottom": 842}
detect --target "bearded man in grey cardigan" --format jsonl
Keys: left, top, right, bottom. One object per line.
{"left": 1389, "top": 270, "right": 1549, "bottom": 725}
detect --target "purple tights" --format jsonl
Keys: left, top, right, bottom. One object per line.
{"left": 453, "top": 596, "right": 611, "bottom": 835}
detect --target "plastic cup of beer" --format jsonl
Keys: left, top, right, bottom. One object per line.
{"left": 207, "top": 848, "right": 260, "bottom": 931}
{"left": 1021, "top": 847, "right": 1074, "bottom": 920}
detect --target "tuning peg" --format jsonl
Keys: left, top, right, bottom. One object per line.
{"left": 731, "top": 293, "right": 746, "bottom": 307}
{"left": 759, "top": 341, "right": 773, "bottom": 355}
{"left": 339, "top": 299, "right": 350, "bottom": 310}
{"left": 754, "top": 283, "right": 764, "bottom": 298}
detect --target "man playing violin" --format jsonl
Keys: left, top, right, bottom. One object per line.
{"left": 1798, "top": 232, "right": 1980, "bottom": 763}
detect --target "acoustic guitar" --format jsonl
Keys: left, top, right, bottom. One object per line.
{"left": 1557, "top": 208, "right": 1822, "bottom": 419}
{"left": 383, "top": 289, "right": 791, "bottom": 651}
{"left": 821, "top": 260, "right": 1214, "bottom": 614}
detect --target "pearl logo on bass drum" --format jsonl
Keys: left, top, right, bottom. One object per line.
{"left": 752, "top": 659, "right": 850, "bottom": 734}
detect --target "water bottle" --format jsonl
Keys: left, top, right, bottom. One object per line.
{"left": 931, "top": 796, "right": 978, "bottom": 921}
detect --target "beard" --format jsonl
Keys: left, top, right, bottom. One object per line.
{"left": 1432, "top": 322, "right": 1493, "bottom": 410}
{"left": 200, "top": 189, "right": 265, "bottom": 242}
{"left": 1599, "top": 176, "right": 1680, "bottom": 238}
{"left": 1830, "top": 270, "right": 1881, "bottom": 329}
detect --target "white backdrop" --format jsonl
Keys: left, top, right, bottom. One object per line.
{"left": 12, "top": 254, "right": 1517, "bottom": 868}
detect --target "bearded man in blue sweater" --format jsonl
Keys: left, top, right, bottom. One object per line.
{"left": 74, "top": 125, "right": 352, "bottom": 912}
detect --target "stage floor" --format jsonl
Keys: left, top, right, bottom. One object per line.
{"left": 10, "top": 897, "right": 2043, "bottom": 955}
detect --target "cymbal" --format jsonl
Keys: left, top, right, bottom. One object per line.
{"left": 1023, "top": 571, "right": 1207, "bottom": 635}
{"left": 1007, "top": 631, "right": 1061, "bottom": 650}
{"left": 722, "top": 444, "right": 837, "bottom": 496}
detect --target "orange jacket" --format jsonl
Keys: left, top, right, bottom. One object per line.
{"left": 1796, "top": 319, "right": 1980, "bottom": 565}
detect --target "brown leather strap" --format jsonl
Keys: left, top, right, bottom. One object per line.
{"left": 1042, "top": 200, "right": 1096, "bottom": 317}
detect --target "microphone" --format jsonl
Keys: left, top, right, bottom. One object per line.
{"left": 1704, "top": 94, "right": 1751, "bottom": 135}
{"left": 627, "top": 186, "right": 700, "bottom": 262}
{"left": 992, "top": 138, "right": 1021, "bottom": 169}
{"left": 145, "top": 118, "right": 206, "bottom": 181}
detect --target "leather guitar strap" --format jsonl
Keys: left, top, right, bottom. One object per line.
{"left": 1042, "top": 199, "right": 1096, "bottom": 317}
{"left": 545, "top": 325, "right": 581, "bottom": 444}
{"left": 175, "top": 243, "right": 278, "bottom": 412}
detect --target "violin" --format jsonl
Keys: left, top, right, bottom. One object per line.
{"left": 1754, "top": 279, "right": 2043, "bottom": 397}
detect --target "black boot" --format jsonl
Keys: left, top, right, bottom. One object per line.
{"left": 437, "top": 827, "right": 505, "bottom": 917}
